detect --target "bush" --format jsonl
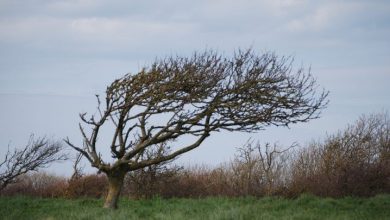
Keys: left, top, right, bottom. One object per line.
{"left": 290, "top": 113, "right": 390, "bottom": 197}
{"left": 0, "top": 172, "right": 67, "bottom": 198}
{"left": 123, "top": 164, "right": 182, "bottom": 199}
{"left": 65, "top": 174, "right": 107, "bottom": 199}
{"left": 122, "top": 141, "right": 294, "bottom": 199}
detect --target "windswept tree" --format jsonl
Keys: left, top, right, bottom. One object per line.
{"left": 65, "top": 49, "right": 328, "bottom": 209}
{"left": 0, "top": 135, "right": 67, "bottom": 192}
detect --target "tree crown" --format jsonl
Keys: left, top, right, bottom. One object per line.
{"left": 66, "top": 49, "right": 328, "bottom": 173}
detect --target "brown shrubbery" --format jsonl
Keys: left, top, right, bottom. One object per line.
{"left": 65, "top": 174, "right": 107, "bottom": 198}
{"left": 123, "top": 163, "right": 182, "bottom": 199}
{"left": 289, "top": 113, "right": 390, "bottom": 197}
{"left": 0, "top": 172, "right": 67, "bottom": 198}
{"left": 1, "top": 113, "right": 389, "bottom": 199}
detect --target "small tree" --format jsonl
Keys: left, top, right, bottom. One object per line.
{"left": 65, "top": 49, "right": 328, "bottom": 209}
{"left": 232, "top": 140, "right": 294, "bottom": 196}
{"left": 0, "top": 135, "right": 67, "bottom": 192}
{"left": 70, "top": 152, "right": 84, "bottom": 181}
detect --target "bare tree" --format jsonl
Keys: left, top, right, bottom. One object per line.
{"left": 231, "top": 139, "right": 260, "bottom": 196}
{"left": 257, "top": 142, "right": 295, "bottom": 195}
{"left": 65, "top": 49, "right": 328, "bottom": 209}
{"left": 232, "top": 140, "right": 295, "bottom": 196}
{"left": 70, "top": 152, "right": 84, "bottom": 181}
{"left": 0, "top": 135, "right": 67, "bottom": 192}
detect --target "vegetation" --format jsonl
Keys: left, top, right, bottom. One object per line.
{"left": 1, "top": 113, "right": 389, "bottom": 200}
{"left": 1, "top": 194, "right": 389, "bottom": 220}
{"left": 0, "top": 135, "right": 67, "bottom": 192}
{"left": 289, "top": 112, "right": 390, "bottom": 197}
{"left": 0, "top": 111, "right": 388, "bottom": 220}
{"left": 0, "top": 49, "right": 388, "bottom": 217}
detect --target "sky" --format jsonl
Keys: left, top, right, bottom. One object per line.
{"left": 0, "top": 0, "right": 389, "bottom": 176}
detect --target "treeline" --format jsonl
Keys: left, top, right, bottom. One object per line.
{"left": 1, "top": 113, "right": 389, "bottom": 199}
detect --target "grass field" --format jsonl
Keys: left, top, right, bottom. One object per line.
{"left": 0, "top": 194, "right": 389, "bottom": 220}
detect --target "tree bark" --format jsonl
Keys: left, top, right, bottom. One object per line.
{"left": 103, "top": 171, "right": 126, "bottom": 209}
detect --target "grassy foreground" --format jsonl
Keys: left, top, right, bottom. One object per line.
{"left": 0, "top": 194, "right": 389, "bottom": 220}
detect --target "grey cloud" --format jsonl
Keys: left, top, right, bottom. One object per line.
{"left": 0, "top": 0, "right": 389, "bottom": 93}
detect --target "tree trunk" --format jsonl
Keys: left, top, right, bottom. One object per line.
{"left": 103, "top": 171, "right": 126, "bottom": 209}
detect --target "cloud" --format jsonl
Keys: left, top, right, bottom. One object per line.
{"left": 70, "top": 17, "right": 125, "bottom": 34}
{"left": 0, "top": 17, "right": 66, "bottom": 42}
{"left": 284, "top": 1, "right": 390, "bottom": 33}
{"left": 285, "top": 8, "right": 330, "bottom": 32}
{"left": 47, "top": 0, "right": 104, "bottom": 11}
{"left": 69, "top": 17, "right": 195, "bottom": 38}
{"left": 0, "top": 0, "right": 389, "bottom": 67}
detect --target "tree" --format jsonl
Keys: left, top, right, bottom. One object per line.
{"left": 234, "top": 140, "right": 295, "bottom": 196}
{"left": 70, "top": 152, "right": 84, "bottom": 181}
{"left": 0, "top": 135, "right": 67, "bottom": 192}
{"left": 65, "top": 49, "right": 328, "bottom": 209}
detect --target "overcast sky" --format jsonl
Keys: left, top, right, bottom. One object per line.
{"left": 1, "top": 0, "right": 389, "bottom": 176}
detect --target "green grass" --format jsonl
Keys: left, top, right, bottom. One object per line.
{"left": 0, "top": 194, "right": 389, "bottom": 220}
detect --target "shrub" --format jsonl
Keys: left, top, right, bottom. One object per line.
{"left": 0, "top": 172, "right": 67, "bottom": 198}
{"left": 123, "top": 164, "right": 182, "bottom": 199}
{"left": 289, "top": 113, "right": 390, "bottom": 197}
{"left": 65, "top": 174, "right": 107, "bottom": 199}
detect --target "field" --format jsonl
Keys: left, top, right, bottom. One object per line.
{"left": 0, "top": 194, "right": 389, "bottom": 220}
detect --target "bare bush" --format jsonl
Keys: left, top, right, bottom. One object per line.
{"left": 173, "top": 165, "right": 231, "bottom": 198}
{"left": 290, "top": 113, "right": 390, "bottom": 197}
{"left": 230, "top": 140, "right": 294, "bottom": 196}
{"left": 66, "top": 174, "right": 107, "bottom": 199}
{"left": 0, "top": 172, "right": 67, "bottom": 198}
{"left": 119, "top": 142, "right": 181, "bottom": 199}
{"left": 120, "top": 140, "right": 295, "bottom": 199}
{"left": 0, "top": 136, "right": 67, "bottom": 192}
